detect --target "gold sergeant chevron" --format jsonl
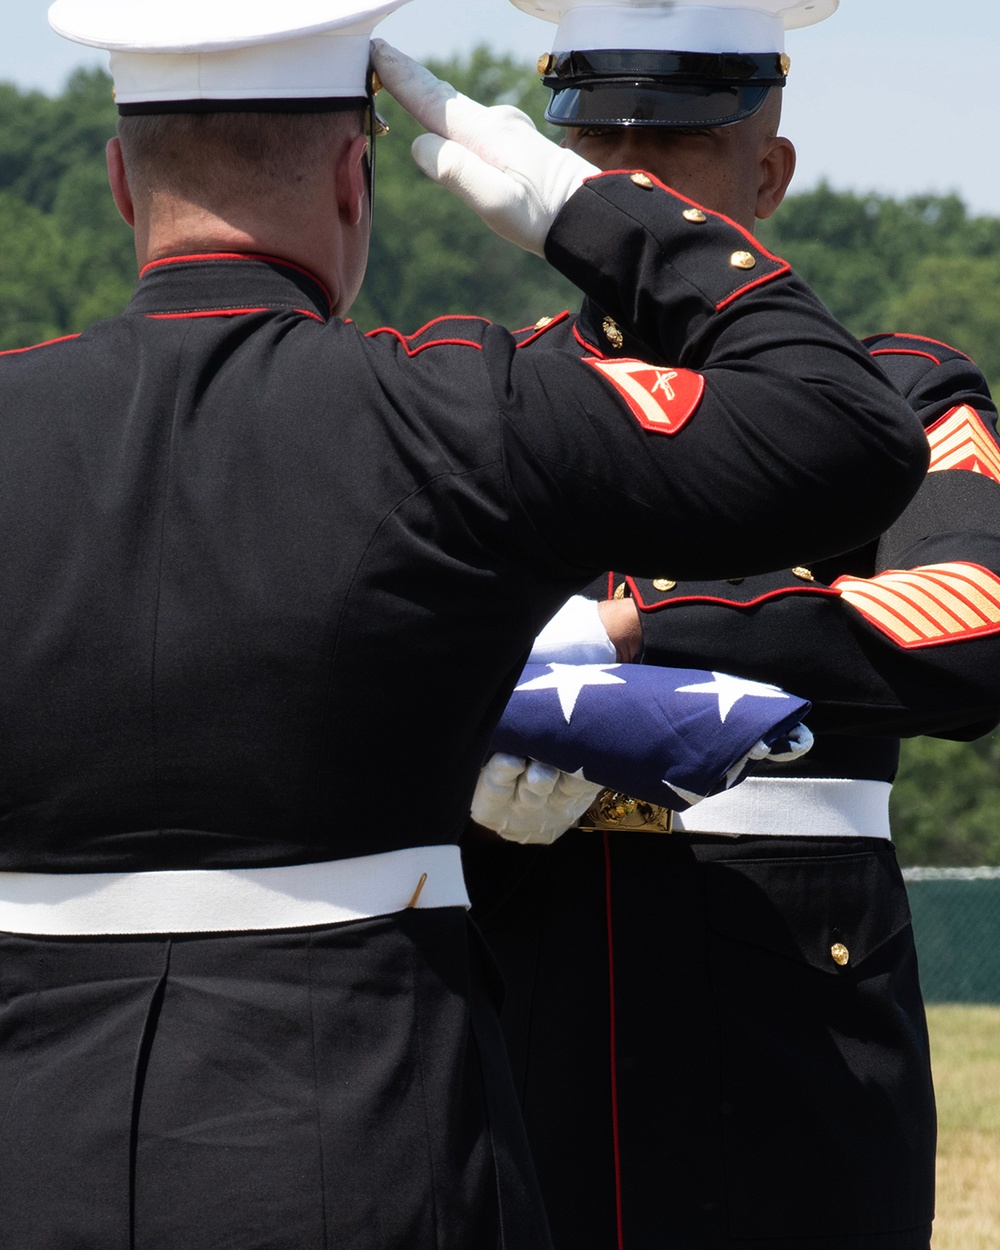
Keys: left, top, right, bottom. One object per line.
{"left": 926, "top": 404, "right": 1000, "bottom": 482}
{"left": 834, "top": 562, "right": 1000, "bottom": 648}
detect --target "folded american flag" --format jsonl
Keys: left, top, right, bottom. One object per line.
{"left": 491, "top": 663, "right": 811, "bottom": 809}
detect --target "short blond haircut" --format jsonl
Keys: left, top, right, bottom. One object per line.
{"left": 118, "top": 108, "right": 365, "bottom": 212}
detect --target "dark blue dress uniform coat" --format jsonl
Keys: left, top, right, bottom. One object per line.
{"left": 464, "top": 295, "right": 1000, "bottom": 1250}
{"left": 0, "top": 172, "right": 927, "bottom": 1250}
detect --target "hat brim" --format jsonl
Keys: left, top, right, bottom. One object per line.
{"left": 544, "top": 81, "right": 772, "bottom": 127}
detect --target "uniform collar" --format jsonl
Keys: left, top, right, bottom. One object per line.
{"left": 126, "top": 253, "right": 334, "bottom": 321}
{"left": 577, "top": 296, "right": 661, "bottom": 362}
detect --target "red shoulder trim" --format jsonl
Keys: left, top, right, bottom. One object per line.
{"left": 514, "top": 310, "right": 572, "bottom": 348}
{"left": 869, "top": 347, "right": 941, "bottom": 367}
{"left": 865, "top": 332, "right": 971, "bottom": 362}
{"left": 365, "top": 313, "right": 491, "bottom": 356}
{"left": 0, "top": 334, "right": 81, "bottom": 358}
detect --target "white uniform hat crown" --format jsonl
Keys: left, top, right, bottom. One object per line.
{"left": 48, "top": 0, "right": 415, "bottom": 108}
{"left": 512, "top": 0, "right": 838, "bottom": 54}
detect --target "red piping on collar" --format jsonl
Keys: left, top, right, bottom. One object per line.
{"left": 145, "top": 307, "right": 325, "bottom": 323}
{"left": 574, "top": 322, "right": 607, "bottom": 359}
{"left": 139, "top": 252, "right": 334, "bottom": 315}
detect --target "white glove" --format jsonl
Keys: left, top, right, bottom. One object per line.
{"left": 528, "top": 595, "right": 617, "bottom": 665}
{"left": 371, "top": 39, "right": 599, "bottom": 257}
{"left": 471, "top": 753, "right": 603, "bottom": 845}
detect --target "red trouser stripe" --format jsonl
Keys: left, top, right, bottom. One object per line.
{"left": 603, "top": 832, "right": 625, "bottom": 1250}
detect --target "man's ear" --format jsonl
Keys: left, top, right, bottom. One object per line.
{"left": 755, "top": 136, "right": 796, "bottom": 221}
{"left": 336, "top": 132, "right": 371, "bottom": 228}
{"left": 106, "top": 138, "right": 136, "bottom": 228}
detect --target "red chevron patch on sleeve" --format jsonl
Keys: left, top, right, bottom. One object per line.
{"left": 584, "top": 357, "right": 705, "bottom": 435}
{"left": 834, "top": 562, "right": 1000, "bottom": 648}
{"left": 926, "top": 405, "right": 1000, "bottom": 483}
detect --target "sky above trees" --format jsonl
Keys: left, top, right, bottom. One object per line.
{"left": 6, "top": 0, "right": 1000, "bottom": 214}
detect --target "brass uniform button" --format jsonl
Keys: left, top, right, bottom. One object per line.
{"left": 602, "top": 317, "right": 624, "bottom": 349}
{"left": 780, "top": 53, "right": 792, "bottom": 77}
{"left": 630, "top": 172, "right": 654, "bottom": 189}
{"left": 683, "top": 208, "right": 708, "bottom": 223}
{"left": 831, "top": 943, "right": 850, "bottom": 967}
{"left": 730, "top": 250, "right": 757, "bottom": 270}
{"left": 370, "top": 69, "right": 383, "bottom": 95}
{"left": 652, "top": 578, "right": 677, "bottom": 592}
{"left": 792, "top": 566, "right": 815, "bottom": 582}
{"left": 533, "top": 315, "right": 554, "bottom": 330}
{"left": 613, "top": 581, "right": 627, "bottom": 600}
{"left": 537, "top": 52, "right": 556, "bottom": 75}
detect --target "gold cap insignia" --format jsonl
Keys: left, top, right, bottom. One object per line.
{"left": 602, "top": 317, "right": 624, "bottom": 349}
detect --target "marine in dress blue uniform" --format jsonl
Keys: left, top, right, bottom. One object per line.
{"left": 0, "top": 3, "right": 928, "bottom": 1247}
{"left": 463, "top": 3, "right": 1000, "bottom": 1248}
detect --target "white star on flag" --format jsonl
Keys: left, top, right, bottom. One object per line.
{"left": 514, "top": 663, "right": 625, "bottom": 723}
{"left": 674, "top": 671, "right": 790, "bottom": 723}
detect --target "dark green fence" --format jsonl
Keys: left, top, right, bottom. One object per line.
{"left": 904, "top": 868, "right": 1000, "bottom": 1004}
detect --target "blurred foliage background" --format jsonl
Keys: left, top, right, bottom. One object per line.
{"left": 3, "top": 54, "right": 999, "bottom": 865}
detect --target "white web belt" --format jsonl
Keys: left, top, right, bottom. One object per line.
{"left": 0, "top": 844, "right": 470, "bottom": 937}
{"left": 672, "top": 778, "right": 892, "bottom": 839}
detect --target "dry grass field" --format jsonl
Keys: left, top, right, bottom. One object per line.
{"left": 928, "top": 1004, "right": 1000, "bottom": 1249}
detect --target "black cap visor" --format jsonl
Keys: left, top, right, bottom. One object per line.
{"left": 545, "top": 79, "right": 772, "bottom": 127}
{"left": 541, "top": 49, "right": 784, "bottom": 128}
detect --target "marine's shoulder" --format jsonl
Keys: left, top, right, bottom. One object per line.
{"left": 364, "top": 313, "right": 500, "bottom": 355}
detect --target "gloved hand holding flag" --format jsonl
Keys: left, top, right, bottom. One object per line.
{"left": 473, "top": 660, "right": 812, "bottom": 844}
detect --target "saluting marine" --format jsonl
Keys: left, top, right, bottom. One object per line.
{"left": 0, "top": 1, "right": 928, "bottom": 1247}
{"left": 465, "top": 2, "right": 1000, "bottom": 1249}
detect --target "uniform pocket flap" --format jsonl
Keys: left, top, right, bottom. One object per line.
{"left": 704, "top": 849, "right": 912, "bottom": 974}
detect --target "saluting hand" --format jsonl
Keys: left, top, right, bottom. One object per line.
{"left": 370, "top": 39, "right": 598, "bottom": 257}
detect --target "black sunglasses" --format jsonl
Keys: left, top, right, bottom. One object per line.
{"left": 365, "top": 69, "right": 390, "bottom": 223}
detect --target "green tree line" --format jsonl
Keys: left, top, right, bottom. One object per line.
{"left": 1, "top": 55, "right": 998, "bottom": 864}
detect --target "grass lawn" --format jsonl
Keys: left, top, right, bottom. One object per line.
{"left": 927, "top": 1004, "right": 1000, "bottom": 1249}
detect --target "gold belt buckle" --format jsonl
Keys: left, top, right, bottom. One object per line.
{"left": 577, "top": 789, "right": 674, "bottom": 834}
